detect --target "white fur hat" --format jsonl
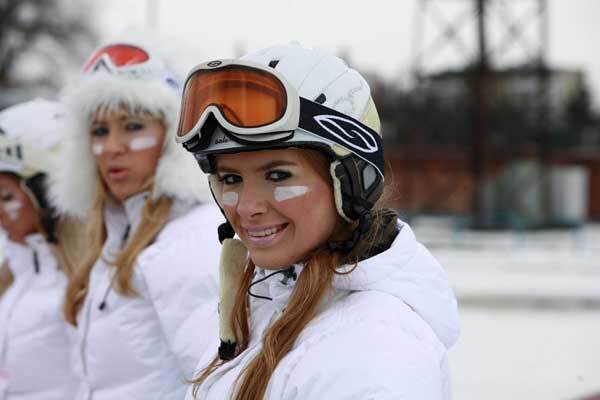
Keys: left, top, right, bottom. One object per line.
{"left": 49, "top": 41, "right": 211, "bottom": 218}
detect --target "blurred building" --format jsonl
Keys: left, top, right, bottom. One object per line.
{"left": 371, "top": 65, "right": 599, "bottom": 226}
{"left": 372, "top": 0, "right": 600, "bottom": 227}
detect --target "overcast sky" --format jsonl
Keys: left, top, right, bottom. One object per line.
{"left": 94, "top": 0, "right": 600, "bottom": 107}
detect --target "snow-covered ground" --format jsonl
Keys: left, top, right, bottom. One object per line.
{"left": 451, "top": 308, "right": 600, "bottom": 400}
{"left": 411, "top": 217, "right": 600, "bottom": 400}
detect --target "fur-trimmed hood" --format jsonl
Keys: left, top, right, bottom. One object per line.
{"left": 48, "top": 49, "right": 211, "bottom": 218}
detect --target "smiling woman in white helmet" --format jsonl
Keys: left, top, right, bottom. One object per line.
{"left": 0, "top": 99, "right": 80, "bottom": 400}
{"left": 48, "top": 40, "right": 223, "bottom": 400}
{"left": 177, "top": 43, "right": 460, "bottom": 400}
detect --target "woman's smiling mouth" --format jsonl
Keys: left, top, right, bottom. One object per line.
{"left": 244, "top": 223, "right": 288, "bottom": 246}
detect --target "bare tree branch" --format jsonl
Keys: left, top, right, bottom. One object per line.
{"left": 0, "top": 0, "right": 95, "bottom": 91}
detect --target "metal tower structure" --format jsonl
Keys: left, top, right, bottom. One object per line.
{"left": 412, "top": 0, "right": 548, "bottom": 75}
{"left": 410, "top": 0, "right": 549, "bottom": 227}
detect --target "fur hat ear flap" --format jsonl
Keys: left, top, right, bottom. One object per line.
{"left": 47, "top": 111, "right": 98, "bottom": 218}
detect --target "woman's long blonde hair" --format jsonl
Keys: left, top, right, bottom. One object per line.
{"left": 63, "top": 180, "right": 172, "bottom": 325}
{"left": 0, "top": 262, "right": 13, "bottom": 298}
{"left": 190, "top": 202, "right": 397, "bottom": 399}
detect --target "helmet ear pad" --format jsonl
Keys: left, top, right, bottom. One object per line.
{"left": 330, "top": 155, "right": 383, "bottom": 222}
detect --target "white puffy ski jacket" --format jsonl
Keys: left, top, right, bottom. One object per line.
{"left": 0, "top": 234, "right": 76, "bottom": 400}
{"left": 187, "top": 220, "right": 460, "bottom": 400}
{"left": 71, "top": 192, "right": 223, "bottom": 400}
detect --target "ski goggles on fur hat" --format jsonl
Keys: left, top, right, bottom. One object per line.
{"left": 82, "top": 43, "right": 180, "bottom": 89}
{"left": 176, "top": 59, "right": 384, "bottom": 179}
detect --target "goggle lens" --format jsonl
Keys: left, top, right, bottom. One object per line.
{"left": 178, "top": 65, "right": 287, "bottom": 137}
{"left": 83, "top": 44, "right": 150, "bottom": 73}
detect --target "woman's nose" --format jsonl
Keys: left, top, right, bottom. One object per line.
{"left": 235, "top": 186, "right": 269, "bottom": 220}
{"left": 102, "top": 132, "right": 127, "bottom": 154}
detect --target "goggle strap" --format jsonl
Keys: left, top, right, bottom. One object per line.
{"left": 225, "top": 130, "right": 295, "bottom": 146}
{"left": 298, "top": 98, "right": 384, "bottom": 176}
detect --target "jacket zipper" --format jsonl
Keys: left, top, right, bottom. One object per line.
{"left": 33, "top": 250, "right": 40, "bottom": 274}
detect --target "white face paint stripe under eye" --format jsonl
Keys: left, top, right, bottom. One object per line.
{"left": 3, "top": 200, "right": 22, "bottom": 220}
{"left": 274, "top": 186, "right": 309, "bottom": 202}
{"left": 92, "top": 143, "right": 104, "bottom": 155}
{"left": 129, "top": 136, "right": 159, "bottom": 151}
{"left": 221, "top": 192, "right": 239, "bottom": 207}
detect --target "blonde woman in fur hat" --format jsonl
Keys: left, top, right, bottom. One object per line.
{"left": 177, "top": 43, "right": 460, "bottom": 399}
{"left": 49, "top": 41, "right": 223, "bottom": 400}
{"left": 0, "top": 99, "right": 80, "bottom": 400}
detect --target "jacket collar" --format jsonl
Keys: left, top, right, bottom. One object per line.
{"left": 123, "top": 191, "right": 148, "bottom": 233}
{"left": 249, "top": 220, "right": 460, "bottom": 349}
{"left": 5, "top": 233, "right": 54, "bottom": 276}
{"left": 102, "top": 191, "right": 148, "bottom": 262}
{"left": 251, "top": 264, "right": 303, "bottom": 312}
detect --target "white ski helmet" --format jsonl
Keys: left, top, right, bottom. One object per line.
{"left": 49, "top": 40, "right": 211, "bottom": 218}
{"left": 0, "top": 99, "right": 68, "bottom": 179}
{"left": 0, "top": 99, "right": 72, "bottom": 241}
{"left": 177, "top": 43, "right": 384, "bottom": 243}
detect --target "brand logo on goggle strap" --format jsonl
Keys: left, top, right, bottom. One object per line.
{"left": 214, "top": 136, "right": 229, "bottom": 145}
{"left": 89, "top": 56, "right": 114, "bottom": 73}
{"left": 207, "top": 60, "right": 222, "bottom": 68}
{"left": 211, "top": 130, "right": 230, "bottom": 145}
{"left": 88, "top": 54, "right": 161, "bottom": 79}
{"left": 313, "top": 115, "right": 379, "bottom": 153}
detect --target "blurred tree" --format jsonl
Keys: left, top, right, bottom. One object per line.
{"left": 0, "top": 0, "right": 95, "bottom": 102}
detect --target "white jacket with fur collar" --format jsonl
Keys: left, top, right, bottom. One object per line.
{"left": 0, "top": 234, "right": 76, "bottom": 400}
{"left": 187, "top": 220, "right": 460, "bottom": 400}
{"left": 71, "top": 193, "right": 223, "bottom": 400}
